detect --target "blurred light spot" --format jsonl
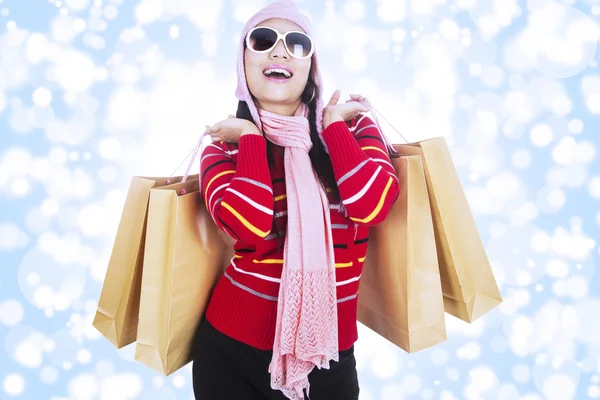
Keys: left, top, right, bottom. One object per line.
{"left": 3, "top": 374, "right": 25, "bottom": 396}
{"left": 457, "top": 342, "right": 481, "bottom": 360}
{"left": 513, "top": 364, "right": 531, "bottom": 383}
{"left": 40, "top": 366, "right": 59, "bottom": 384}
{"left": 103, "top": 4, "right": 118, "bottom": 19}
{"left": 481, "top": 65, "right": 504, "bottom": 88}
{"left": 439, "top": 20, "right": 460, "bottom": 41}
{"left": 26, "top": 33, "right": 49, "bottom": 64}
{"left": 54, "top": 49, "right": 96, "bottom": 92}
{"left": 0, "top": 224, "right": 29, "bottom": 250}
{"left": 153, "top": 376, "right": 164, "bottom": 388}
{"left": 32, "top": 87, "right": 53, "bottom": 107}
{"left": 171, "top": 375, "right": 185, "bottom": 388}
{"left": 431, "top": 348, "right": 449, "bottom": 366}
{"left": 94, "top": 360, "right": 114, "bottom": 378}
{"left": 380, "top": 383, "right": 403, "bottom": 400}
{"left": 469, "top": 63, "right": 482, "bottom": 76}
{"left": 65, "top": 0, "right": 89, "bottom": 11}
{"left": 567, "top": 118, "right": 584, "bottom": 134}
{"left": 465, "top": 367, "right": 499, "bottom": 398}
{"left": 201, "top": 33, "right": 218, "bottom": 57}
{"left": 344, "top": 0, "right": 365, "bottom": 20}
{"left": 11, "top": 178, "right": 30, "bottom": 196}
{"left": 545, "top": 259, "right": 569, "bottom": 278}
{"left": 5, "top": 326, "right": 47, "bottom": 368}
{"left": 530, "top": 124, "right": 554, "bottom": 147}
{"left": 95, "top": 67, "right": 109, "bottom": 81}
{"left": 51, "top": 15, "right": 78, "bottom": 43}
{"left": 536, "top": 186, "right": 565, "bottom": 214}
{"left": 588, "top": 176, "right": 600, "bottom": 199}
{"left": 67, "top": 373, "right": 99, "bottom": 400}
{"left": 512, "top": 148, "right": 532, "bottom": 169}
{"left": 376, "top": 0, "right": 406, "bottom": 22}
{"left": 342, "top": 48, "right": 367, "bottom": 71}
{"left": 169, "top": 25, "right": 179, "bottom": 39}
{"left": 401, "top": 374, "right": 421, "bottom": 394}
{"left": 98, "top": 137, "right": 122, "bottom": 161}
{"left": 76, "top": 349, "right": 92, "bottom": 364}
{"left": 391, "top": 28, "right": 406, "bottom": 42}
{"left": 542, "top": 373, "right": 577, "bottom": 400}
{"left": 0, "top": 300, "right": 24, "bottom": 325}
{"left": 371, "top": 350, "right": 400, "bottom": 379}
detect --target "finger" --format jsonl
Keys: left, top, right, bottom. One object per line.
{"left": 211, "top": 135, "right": 221, "bottom": 142}
{"left": 327, "top": 89, "right": 341, "bottom": 107}
{"left": 228, "top": 114, "right": 235, "bottom": 119}
{"left": 349, "top": 94, "right": 366, "bottom": 103}
{"left": 344, "top": 104, "right": 369, "bottom": 119}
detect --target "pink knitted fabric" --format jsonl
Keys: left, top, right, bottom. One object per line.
{"left": 258, "top": 103, "right": 338, "bottom": 399}
{"left": 235, "top": 0, "right": 331, "bottom": 152}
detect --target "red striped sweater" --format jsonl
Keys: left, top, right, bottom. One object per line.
{"left": 201, "top": 115, "right": 399, "bottom": 351}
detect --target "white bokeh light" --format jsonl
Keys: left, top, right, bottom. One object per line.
{"left": 1, "top": 1, "right": 600, "bottom": 399}
{"left": 3, "top": 374, "right": 25, "bottom": 396}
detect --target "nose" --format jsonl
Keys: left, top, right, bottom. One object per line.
{"left": 269, "top": 38, "right": 289, "bottom": 60}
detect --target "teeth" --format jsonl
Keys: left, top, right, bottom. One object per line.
{"left": 263, "top": 68, "right": 292, "bottom": 78}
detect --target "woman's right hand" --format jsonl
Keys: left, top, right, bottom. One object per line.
{"left": 206, "top": 115, "right": 261, "bottom": 143}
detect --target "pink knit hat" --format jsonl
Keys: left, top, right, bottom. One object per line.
{"left": 235, "top": 0, "right": 325, "bottom": 140}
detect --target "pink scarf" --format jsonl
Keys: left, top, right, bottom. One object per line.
{"left": 258, "top": 103, "right": 338, "bottom": 400}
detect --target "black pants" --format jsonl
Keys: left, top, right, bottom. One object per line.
{"left": 192, "top": 319, "right": 360, "bottom": 400}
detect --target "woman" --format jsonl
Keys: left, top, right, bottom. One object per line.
{"left": 192, "top": 1, "right": 399, "bottom": 399}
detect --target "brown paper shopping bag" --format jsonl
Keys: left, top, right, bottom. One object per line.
{"left": 358, "top": 155, "right": 447, "bottom": 353}
{"left": 396, "top": 138, "right": 502, "bottom": 322}
{"left": 93, "top": 174, "right": 196, "bottom": 348}
{"left": 134, "top": 179, "right": 233, "bottom": 375}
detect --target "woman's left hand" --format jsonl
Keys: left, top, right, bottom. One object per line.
{"left": 323, "top": 89, "right": 369, "bottom": 130}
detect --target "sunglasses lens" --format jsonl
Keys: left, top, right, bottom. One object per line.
{"left": 248, "top": 28, "right": 278, "bottom": 51}
{"left": 285, "top": 32, "right": 312, "bottom": 58}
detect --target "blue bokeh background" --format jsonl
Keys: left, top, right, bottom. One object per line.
{"left": 2, "top": 0, "right": 600, "bottom": 399}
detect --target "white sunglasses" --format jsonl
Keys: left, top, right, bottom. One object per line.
{"left": 246, "top": 26, "right": 315, "bottom": 59}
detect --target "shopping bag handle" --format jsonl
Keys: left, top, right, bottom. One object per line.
{"left": 350, "top": 95, "right": 408, "bottom": 159}
{"left": 166, "top": 131, "right": 207, "bottom": 194}
{"left": 167, "top": 96, "right": 405, "bottom": 192}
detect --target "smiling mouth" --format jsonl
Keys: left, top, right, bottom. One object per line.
{"left": 263, "top": 68, "right": 293, "bottom": 80}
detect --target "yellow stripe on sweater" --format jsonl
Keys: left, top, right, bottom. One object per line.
{"left": 361, "top": 146, "right": 388, "bottom": 157}
{"left": 335, "top": 262, "right": 353, "bottom": 268}
{"left": 274, "top": 194, "right": 287, "bottom": 202}
{"left": 350, "top": 176, "right": 394, "bottom": 224}
{"left": 253, "top": 259, "right": 284, "bottom": 264}
{"left": 204, "top": 170, "right": 235, "bottom": 198}
{"left": 221, "top": 201, "right": 269, "bottom": 238}
{"left": 358, "top": 257, "right": 366, "bottom": 263}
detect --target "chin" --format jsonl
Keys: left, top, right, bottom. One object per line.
{"left": 259, "top": 95, "right": 298, "bottom": 105}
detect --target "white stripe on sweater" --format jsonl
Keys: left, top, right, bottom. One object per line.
{"left": 231, "top": 259, "right": 281, "bottom": 283}
{"left": 336, "top": 275, "right": 361, "bottom": 287}
{"left": 349, "top": 115, "right": 368, "bottom": 132}
{"left": 233, "top": 177, "right": 273, "bottom": 193}
{"left": 225, "top": 187, "right": 273, "bottom": 215}
{"left": 206, "top": 144, "right": 238, "bottom": 156}
{"left": 208, "top": 183, "right": 228, "bottom": 211}
{"left": 370, "top": 157, "right": 393, "bottom": 169}
{"left": 342, "top": 166, "right": 382, "bottom": 206}
{"left": 338, "top": 159, "right": 368, "bottom": 186}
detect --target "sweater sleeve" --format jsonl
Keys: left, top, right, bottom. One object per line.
{"left": 200, "top": 135, "right": 274, "bottom": 244}
{"left": 321, "top": 115, "right": 399, "bottom": 226}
